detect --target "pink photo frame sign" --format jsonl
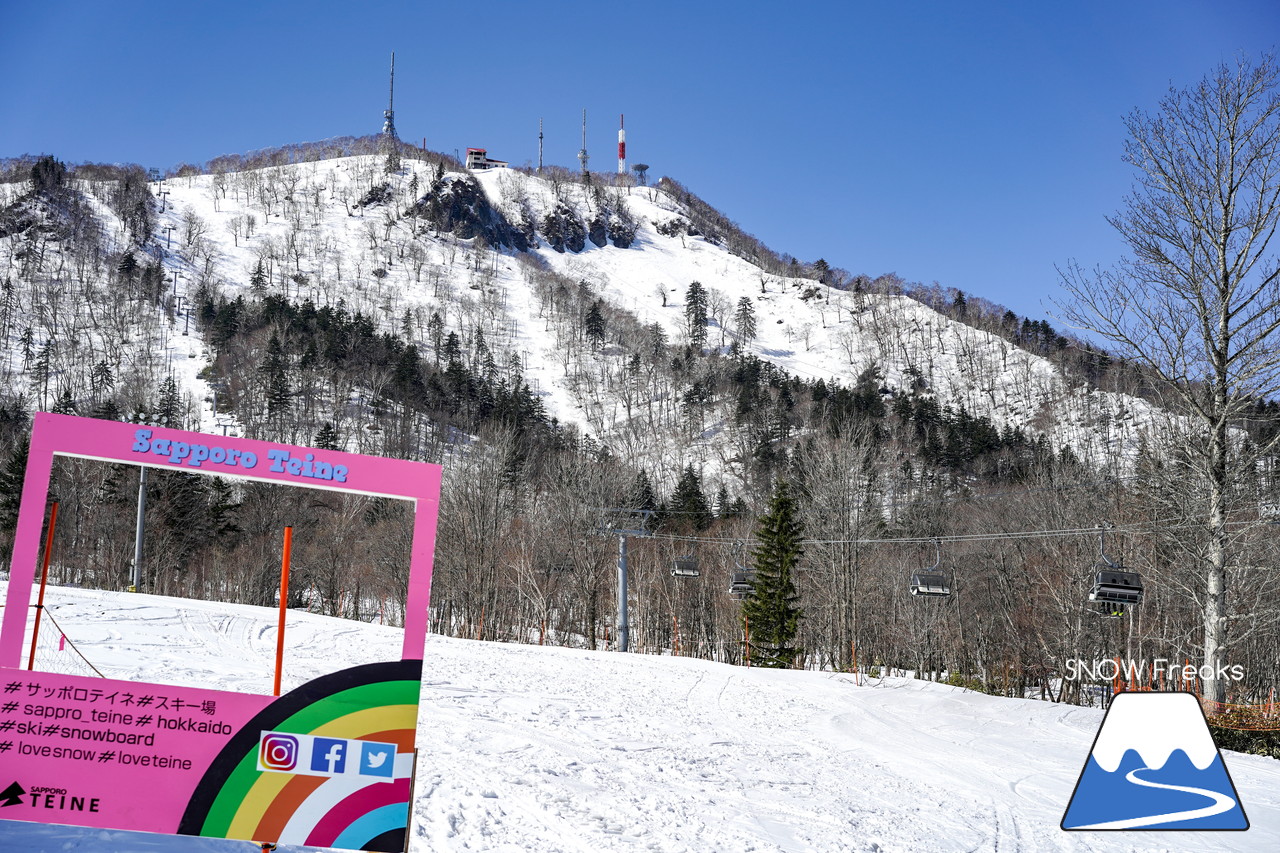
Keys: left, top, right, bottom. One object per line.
{"left": 0, "top": 413, "right": 441, "bottom": 851}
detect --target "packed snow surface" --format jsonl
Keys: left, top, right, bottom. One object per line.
{"left": 1, "top": 584, "right": 1277, "bottom": 852}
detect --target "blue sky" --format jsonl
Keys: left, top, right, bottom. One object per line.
{"left": 2, "top": 1, "right": 1277, "bottom": 324}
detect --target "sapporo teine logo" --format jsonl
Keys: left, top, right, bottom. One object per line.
{"left": 1, "top": 781, "right": 25, "bottom": 807}
{"left": 1, "top": 780, "right": 102, "bottom": 813}
{"left": 257, "top": 732, "right": 399, "bottom": 780}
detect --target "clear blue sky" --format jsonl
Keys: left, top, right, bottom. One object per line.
{"left": 2, "top": 1, "right": 1277, "bottom": 324}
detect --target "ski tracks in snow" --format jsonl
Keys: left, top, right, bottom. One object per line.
{"left": 7, "top": 588, "right": 1279, "bottom": 852}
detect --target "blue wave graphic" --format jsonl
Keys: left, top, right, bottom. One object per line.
{"left": 1062, "top": 748, "right": 1248, "bottom": 830}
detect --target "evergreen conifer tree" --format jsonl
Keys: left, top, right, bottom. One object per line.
{"left": 0, "top": 436, "right": 29, "bottom": 534}
{"left": 684, "top": 281, "right": 708, "bottom": 349}
{"left": 206, "top": 477, "right": 243, "bottom": 538}
{"left": 813, "top": 258, "right": 830, "bottom": 284}
{"left": 116, "top": 252, "right": 138, "bottom": 281}
{"left": 630, "top": 470, "right": 658, "bottom": 514}
{"left": 51, "top": 387, "right": 76, "bottom": 415}
{"left": 91, "top": 399, "right": 122, "bottom": 422}
{"left": 313, "top": 422, "right": 341, "bottom": 450}
{"left": 263, "top": 334, "right": 291, "bottom": 419}
{"left": 585, "top": 300, "right": 606, "bottom": 349}
{"left": 156, "top": 376, "right": 182, "bottom": 428}
{"left": 670, "top": 465, "right": 713, "bottom": 530}
{"left": 250, "top": 260, "right": 268, "bottom": 294}
{"left": 19, "top": 327, "right": 34, "bottom": 366}
{"left": 30, "top": 155, "right": 67, "bottom": 195}
{"left": 733, "top": 296, "right": 757, "bottom": 347}
{"left": 742, "top": 479, "right": 804, "bottom": 668}
{"left": 91, "top": 360, "right": 114, "bottom": 392}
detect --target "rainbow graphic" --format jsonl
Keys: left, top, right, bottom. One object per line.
{"left": 179, "top": 660, "right": 422, "bottom": 852}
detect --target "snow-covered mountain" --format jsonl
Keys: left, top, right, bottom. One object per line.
{"left": 91, "top": 150, "right": 1163, "bottom": 480}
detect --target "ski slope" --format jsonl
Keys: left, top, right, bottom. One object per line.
{"left": 137, "top": 156, "right": 1162, "bottom": 474}
{"left": 1, "top": 583, "right": 1277, "bottom": 852}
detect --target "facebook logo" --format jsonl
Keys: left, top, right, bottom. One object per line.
{"left": 360, "top": 742, "right": 396, "bottom": 779}
{"left": 310, "top": 737, "right": 347, "bottom": 774}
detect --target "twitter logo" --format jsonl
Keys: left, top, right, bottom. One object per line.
{"left": 359, "top": 741, "right": 396, "bottom": 779}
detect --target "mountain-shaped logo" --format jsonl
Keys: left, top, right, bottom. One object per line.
{"left": 1062, "top": 691, "right": 1249, "bottom": 830}
{"left": 0, "top": 781, "right": 25, "bottom": 807}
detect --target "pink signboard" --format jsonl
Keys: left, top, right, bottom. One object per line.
{"left": 0, "top": 413, "right": 441, "bottom": 851}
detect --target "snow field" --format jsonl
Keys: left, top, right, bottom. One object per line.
{"left": 1, "top": 583, "right": 1278, "bottom": 852}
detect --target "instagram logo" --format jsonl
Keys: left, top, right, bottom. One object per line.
{"left": 259, "top": 733, "right": 299, "bottom": 771}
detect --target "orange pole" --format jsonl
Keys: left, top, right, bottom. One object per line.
{"left": 673, "top": 614, "right": 680, "bottom": 656}
{"left": 273, "top": 527, "right": 292, "bottom": 697}
{"left": 27, "top": 502, "right": 59, "bottom": 671}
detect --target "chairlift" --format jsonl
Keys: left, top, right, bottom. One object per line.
{"left": 729, "top": 569, "right": 754, "bottom": 597}
{"left": 1087, "top": 526, "right": 1143, "bottom": 615}
{"left": 910, "top": 539, "right": 951, "bottom": 597}
{"left": 547, "top": 554, "right": 574, "bottom": 574}
{"left": 728, "top": 542, "right": 753, "bottom": 597}
{"left": 672, "top": 555, "right": 700, "bottom": 578}
{"left": 910, "top": 572, "right": 951, "bottom": 597}
{"left": 1089, "top": 568, "right": 1143, "bottom": 605}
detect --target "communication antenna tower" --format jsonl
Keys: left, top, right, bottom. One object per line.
{"left": 538, "top": 117, "right": 544, "bottom": 172}
{"left": 382, "top": 52, "right": 397, "bottom": 139}
{"left": 618, "top": 114, "right": 626, "bottom": 174}
{"left": 578, "top": 109, "right": 589, "bottom": 175}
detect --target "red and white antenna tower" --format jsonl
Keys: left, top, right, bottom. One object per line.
{"left": 618, "top": 114, "right": 626, "bottom": 174}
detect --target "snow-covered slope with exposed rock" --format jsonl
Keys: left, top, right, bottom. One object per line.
{"left": 136, "top": 154, "right": 1159, "bottom": 472}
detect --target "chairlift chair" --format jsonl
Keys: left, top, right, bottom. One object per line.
{"left": 547, "top": 556, "right": 574, "bottom": 574}
{"left": 728, "top": 542, "right": 753, "bottom": 597}
{"left": 1088, "top": 567, "right": 1143, "bottom": 605}
{"left": 909, "top": 539, "right": 951, "bottom": 597}
{"left": 1087, "top": 526, "right": 1142, "bottom": 611}
{"left": 672, "top": 555, "right": 700, "bottom": 578}
{"left": 909, "top": 572, "right": 951, "bottom": 597}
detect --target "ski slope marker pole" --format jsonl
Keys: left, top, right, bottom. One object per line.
{"left": 273, "top": 526, "right": 292, "bottom": 697}
{"left": 27, "top": 501, "right": 58, "bottom": 670}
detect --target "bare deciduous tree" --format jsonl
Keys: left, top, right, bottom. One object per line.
{"left": 1057, "top": 55, "right": 1280, "bottom": 703}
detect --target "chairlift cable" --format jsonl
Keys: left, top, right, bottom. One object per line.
{"left": 635, "top": 514, "right": 1204, "bottom": 548}
{"left": 620, "top": 473, "right": 1144, "bottom": 518}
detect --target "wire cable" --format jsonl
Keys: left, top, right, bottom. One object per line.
{"left": 627, "top": 514, "right": 1208, "bottom": 548}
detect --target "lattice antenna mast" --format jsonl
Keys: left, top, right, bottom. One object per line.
{"left": 538, "top": 117, "right": 544, "bottom": 172}
{"left": 578, "top": 109, "right": 589, "bottom": 175}
{"left": 382, "top": 51, "right": 397, "bottom": 138}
